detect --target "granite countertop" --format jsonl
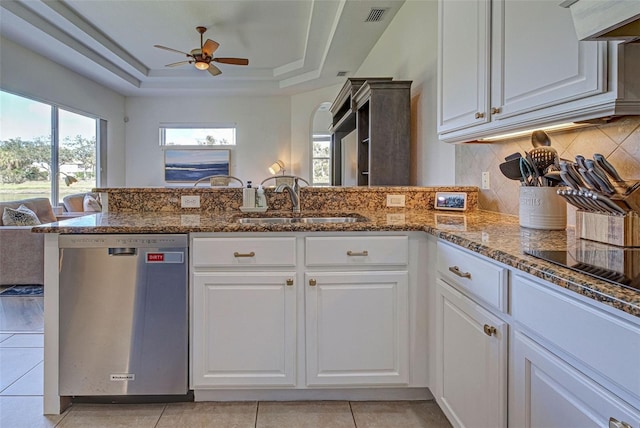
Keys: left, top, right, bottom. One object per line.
{"left": 33, "top": 209, "right": 640, "bottom": 319}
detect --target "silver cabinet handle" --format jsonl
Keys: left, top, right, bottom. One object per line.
{"left": 448, "top": 266, "right": 471, "bottom": 279}
{"left": 347, "top": 250, "right": 369, "bottom": 256}
{"left": 234, "top": 251, "right": 255, "bottom": 258}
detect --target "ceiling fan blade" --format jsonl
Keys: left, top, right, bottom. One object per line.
{"left": 165, "top": 61, "right": 191, "bottom": 67}
{"left": 208, "top": 64, "right": 222, "bottom": 76}
{"left": 154, "top": 44, "right": 191, "bottom": 57}
{"left": 213, "top": 57, "right": 249, "bottom": 66}
{"left": 202, "top": 39, "right": 220, "bottom": 57}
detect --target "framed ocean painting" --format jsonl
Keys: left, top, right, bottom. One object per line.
{"left": 164, "top": 149, "right": 230, "bottom": 182}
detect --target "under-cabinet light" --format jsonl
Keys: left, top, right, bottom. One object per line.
{"left": 477, "top": 122, "right": 585, "bottom": 142}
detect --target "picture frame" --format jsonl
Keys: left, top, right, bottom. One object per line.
{"left": 434, "top": 192, "right": 467, "bottom": 211}
{"left": 164, "top": 149, "right": 230, "bottom": 183}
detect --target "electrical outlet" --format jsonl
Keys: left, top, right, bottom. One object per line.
{"left": 482, "top": 171, "right": 490, "bottom": 189}
{"left": 181, "top": 195, "right": 200, "bottom": 208}
{"left": 386, "top": 194, "right": 405, "bottom": 207}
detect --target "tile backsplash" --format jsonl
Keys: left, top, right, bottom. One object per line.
{"left": 455, "top": 116, "right": 640, "bottom": 222}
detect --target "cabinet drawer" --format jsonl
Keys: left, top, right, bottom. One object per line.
{"left": 192, "top": 237, "right": 296, "bottom": 267}
{"left": 512, "top": 274, "right": 640, "bottom": 401}
{"left": 437, "top": 241, "right": 507, "bottom": 312}
{"left": 305, "top": 236, "right": 408, "bottom": 266}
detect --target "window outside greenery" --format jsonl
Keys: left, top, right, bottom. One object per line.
{"left": 160, "top": 125, "right": 236, "bottom": 146}
{"left": 0, "top": 90, "right": 98, "bottom": 204}
{"left": 312, "top": 134, "right": 331, "bottom": 186}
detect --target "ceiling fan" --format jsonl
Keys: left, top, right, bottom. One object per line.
{"left": 154, "top": 26, "right": 249, "bottom": 76}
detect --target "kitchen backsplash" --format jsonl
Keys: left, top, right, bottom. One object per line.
{"left": 98, "top": 186, "right": 479, "bottom": 213}
{"left": 455, "top": 116, "right": 640, "bottom": 222}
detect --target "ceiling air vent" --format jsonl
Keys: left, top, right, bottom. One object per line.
{"left": 365, "top": 8, "right": 388, "bottom": 22}
{"left": 336, "top": 71, "right": 349, "bottom": 77}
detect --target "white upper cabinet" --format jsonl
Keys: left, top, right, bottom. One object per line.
{"left": 437, "top": 0, "right": 491, "bottom": 133}
{"left": 437, "top": 0, "right": 640, "bottom": 143}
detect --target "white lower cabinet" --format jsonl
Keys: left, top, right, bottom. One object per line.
{"left": 510, "top": 329, "right": 640, "bottom": 428}
{"left": 433, "top": 241, "right": 508, "bottom": 428}
{"left": 191, "top": 233, "right": 425, "bottom": 393}
{"left": 510, "top": 274, "right": 640, "bottom": 428}
{"left": 435, "top": 279, "right": 507, "bottom": 428}
{"left": 191, "top": 271, "right": 296, "bottom": 387}
{"left": 305, "top": 271, "right": 409, "bottom": 386}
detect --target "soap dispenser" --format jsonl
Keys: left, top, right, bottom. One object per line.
{"left": 256, "top": 184, "right": 267, "bottom": 208}
{"left": 243, "top": 181, "right": 255, "bottom": 208}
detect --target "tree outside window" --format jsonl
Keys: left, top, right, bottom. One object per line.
{"left": 0, "top": 90, "right": 98, "bottom": 204}
{"left": 312, "top": 134, "right": 331, "bottom": 186}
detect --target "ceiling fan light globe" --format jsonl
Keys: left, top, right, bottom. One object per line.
{"left": 195, "top": 61, "right": 209, "bottom": 70}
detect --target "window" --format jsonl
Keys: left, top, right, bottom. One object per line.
{"left": 311, "top": 133, "right": 331, "bottom": 186}
{"left": 159, "top": 124, "right": 236, "bottom": 146}
{"left": 0, "top": 90, "right": 99, "bottom": 205}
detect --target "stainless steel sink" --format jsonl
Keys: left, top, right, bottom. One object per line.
{"left": 237, "top": 216, "right": 367, "bottom": 224}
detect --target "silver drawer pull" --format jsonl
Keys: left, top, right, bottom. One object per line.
{"left": 234, "top": 251, "right": 255, "bottom": 258}
{"left": 448, "top": 266, "right": 471, "bottom": 279}
{"left": 347, "top": 250, "right": 369, "bottom": 257}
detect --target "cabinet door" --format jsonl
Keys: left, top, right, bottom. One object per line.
{"left": 510, "top": 330, "right": 640, "bottom": 428}
{"left": 435, "top": 279, "right": 507, "bottom": 428}
{"left": 437, "top": 0, "right": 491, "bottom": 133}
{"left": 490, "top": 0, "right": 604, "bottom": 120}
{"left": 305, "top": 271, "right": 409, "bottom": 386}
{"left": 191, "top": 272, "right": 296, "bottom": 387}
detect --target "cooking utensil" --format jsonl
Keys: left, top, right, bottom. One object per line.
{"left": 560, "top": 161, "right": 586, "bottom": 190}
{"left": 531, "top": 130, "right": 551, "bottom": 147}
{"left": 520, "top": 156, "right": 537, "bottom": 186}
{"left": 499, "top": 158, "right": 525, "bottom": 180}
{"left": 593, "top": 153, "right": 631, "bottom": 190}
{"left": 505, "top": 152, "right": 522, "bottom": 161}
{"left": 544, "top": 170, "right": 563, "bottom": 186}
{"left": 589, "top": 193, "right": 628, "bottom": 215}
{"left": 575, "top": 155, "right": 589, "bottom": 172}
{"left": 586, "top": 167, "right": 615, "bottom": 195}
{"left": 577, "top": 167, "right": 598, "bottom": 191}
{"left": 529, "top": 146, "right": 558, "bottom": 184}
{"left": 585, "top": 159, "right": 616, "bottom": 194}
{"left": 560, "top": 170, "right": 581, "bottom": 191}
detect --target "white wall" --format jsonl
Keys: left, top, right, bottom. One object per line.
{"left": 353, "top": 0, "right": 455, "bottom": 185}
{"left": 124, "top": 96, "right": 291, "bottom": 186}
{"left": 0, "top": 37, "right": 127, "bottom": 186}
{"left": 290, "top": 84, "right": 343, "bottom": 180}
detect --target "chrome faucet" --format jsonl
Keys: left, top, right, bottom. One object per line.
{"left": 275, "top": 177, "right": 300, "bottom": 213}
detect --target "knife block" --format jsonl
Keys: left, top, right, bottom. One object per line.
{"left": 576, "top": 211, "right": 640, "bottom": 247}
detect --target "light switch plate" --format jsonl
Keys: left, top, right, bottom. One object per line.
{"left": 181, "top": 195, "right": 200, "bottom": 208}
{"left": 386, "top": 195, "right": 406, "bottom": 207}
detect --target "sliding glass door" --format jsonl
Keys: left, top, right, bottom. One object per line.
{"left": 0, "top": 90, "right": 99, "bottom": 205}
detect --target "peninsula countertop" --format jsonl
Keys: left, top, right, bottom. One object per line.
{"left": 33, "top": 209, "right": 640, "bottom": 318}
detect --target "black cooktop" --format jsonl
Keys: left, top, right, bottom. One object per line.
{"left": 525, "top": 247, "right": 640, "bottom": 291}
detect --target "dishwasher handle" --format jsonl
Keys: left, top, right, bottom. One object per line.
{"left": 108, "top": 248, "right": 138, "bottom": 256}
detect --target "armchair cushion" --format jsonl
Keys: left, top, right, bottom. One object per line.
{"left": 0, "top": 198, "right": 56, "bottom": 225}
{"left": 2, "top": 204, "right": 42, "bottom": 226}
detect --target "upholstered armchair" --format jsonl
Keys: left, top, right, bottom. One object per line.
{"left": 0, "top": 198, "right": 56, "bottom": 286}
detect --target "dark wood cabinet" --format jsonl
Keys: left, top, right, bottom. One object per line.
{"left": 330, "top": 78, "right": 411, "bottom": 186}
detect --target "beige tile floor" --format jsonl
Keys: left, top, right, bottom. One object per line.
{"left": 0, "top": 294, "right": 452, "bottom": 428}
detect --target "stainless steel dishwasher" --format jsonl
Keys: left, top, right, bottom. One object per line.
{"left": 59, "top": 234, "right": 188, "bottom": 396}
